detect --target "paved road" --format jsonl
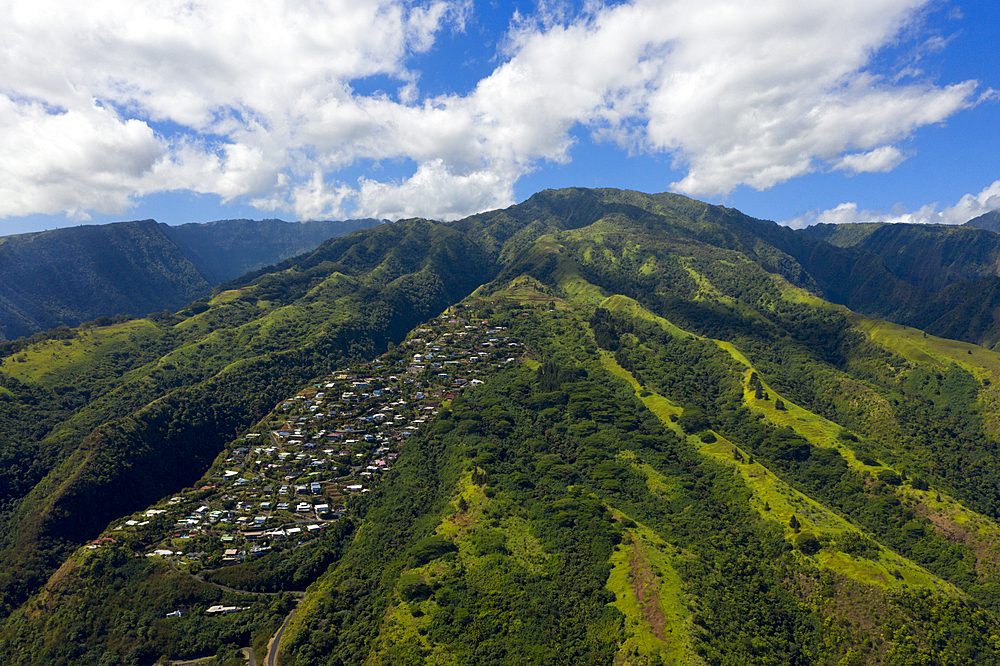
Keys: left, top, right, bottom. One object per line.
{"left": 241, "top": 647, "right": 256, "bottom": 666}
{"left": 267, "top": 601, "right": 301, "bottom": 666}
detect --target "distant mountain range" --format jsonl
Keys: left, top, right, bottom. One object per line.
{"left": 967, "top": 209, "right": 1000, "bottom": 233}
{"left": 0, "top": 217, "right": 380, "bottom": 341}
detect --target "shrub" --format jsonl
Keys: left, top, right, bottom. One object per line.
{"left": 399, "top": 573, "right": 433, "bottom": 602}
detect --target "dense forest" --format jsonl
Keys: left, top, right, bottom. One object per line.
{"left": 3, "top": 188, "right": 1000, "bottom": 664}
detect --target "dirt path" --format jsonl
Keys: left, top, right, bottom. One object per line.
{"left": 629, "top": 543, "right": 667, "bottom": 640}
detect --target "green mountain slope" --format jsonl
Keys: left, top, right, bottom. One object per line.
{"left": 0, "top": 217, "right": 379, "bottom": 341}
{"left": 801, "top": 222, "right": 1000, "bottom": 293}
{"left": 0, "top": 218, "right": 498, "bottom": 617}
{"left": 0, "top": 220, "right": 211, "bottom": 341}
{"left": 799, "top": 220, "right": 1000, "bottom": 346}
{"left": 5, "top": 189, "right": 1000, "bottom": 664}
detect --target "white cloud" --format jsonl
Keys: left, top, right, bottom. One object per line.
{"left": 834, "top": 146, "right": 908, "bottom": 174}
{"left": 783, "top": 180, "right": 1000, "bottom": 228}
{"left": 0, "top": 0, "right": 985, "bottom": 222}
{"left": 0, "top": 96, "right": 162, "bottom": 218}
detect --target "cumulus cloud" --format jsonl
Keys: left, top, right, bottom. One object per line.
{"left": 0, "top": 96, "right": 162, "bottom": 219}
{"left": 833, "top": 146, "right": 908, "bottom": 174}
{"left": 783, "top": 180, "right": 1000, "bottom": 228}
{"left": 0, "top": 0, "right": 985, "bottom": 222}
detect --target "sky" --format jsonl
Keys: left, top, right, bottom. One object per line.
{"left": 1, "top": 0, "right": 997, "bottom": 236}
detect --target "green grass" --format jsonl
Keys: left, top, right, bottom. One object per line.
{"left": 367, "top": 595, "right": 440, "bottom": 663}
{"left": 714, "top": 340, "right": 881, "bottom": 474}
{"left": 515, "top": 234, "right": 606, "bottom": 307}
{"left": 694, "top": 425, "right": 952, "bottom": 592}
{"left": 436, "top": 472, "right": 550, "bottom": 574}
{"left": 366, "top": 471, "right": 557, "bottom": 663}
{"left": 0, "top": 319, "right": 161, "bottom": 386}
{"left": 600, "top": 352, "right": 683, "bottom": 436}
{"left": 209, "top": 289, "right": 245, "bottom": 305}
{"left": 856, "top": 318, "right": 1000, "bottom": 379}
{"left": 711, "top": 334, "right": 1000, "bottom": 585}
{"left": 600, "top": 294, "right": 690, "bottom": 339}
{"left": 484, "top": 275, "right": 568, "bottom": 310}
{"left": 771, "top": 274, "right": 846, "bottom": 310}
{"left": 605, "top": 513, "right": 702, "bottom": 666}
{"left": 678, "top": 259, "right": 733, "bottom": 305}
{"left": 618, "top": 450, "right": 685, "bottom": 499}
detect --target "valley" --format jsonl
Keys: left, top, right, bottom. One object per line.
{"left": 4, "top": 188, "right": 1000, "bottom": 664}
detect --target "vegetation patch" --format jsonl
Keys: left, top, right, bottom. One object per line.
{"left": 605, "top": 518, "right": 701, "bottom": 666}
{"left": 857, "top": 318, "right": 1000, "bottom": 380}
{"left": 1, "top": 320, "right": 161, "bottom": 386}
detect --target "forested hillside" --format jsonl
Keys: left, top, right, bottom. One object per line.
{"left": 800, "top": 220, "right": 1000, "bottom": 345}
{"left": 0, "top": 217, "right": 379, "bottom": 341}
{"left": 0, "top": 220, "right": 210, "bottom": 341}
{"left": 4, "top": 188, "right": 1000, "bottom": 665}
{"left": 160, "top": 218, "right": 381, "bottom": 285}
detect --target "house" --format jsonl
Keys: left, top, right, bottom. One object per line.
{"left": 206, "top": 605, "right": 246, "bottom": 615}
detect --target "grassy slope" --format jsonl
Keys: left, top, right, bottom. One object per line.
{"left": 0, "top": 220, "right": 212, "bottom": 341}
{"left": 322, "top": 268, "right": 988, "bottom": 663}
{"left": 602, "top": 350, "right": 954, "bottom": 594}
{"left": 552, "top": 230, "right": 995, "bottom": 585}
{"left": 599, "top": 268, "right": 1000, "bottom": 596}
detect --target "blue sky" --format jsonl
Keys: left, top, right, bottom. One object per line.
{"left": 1, "top": 0, "right": 997, "bottom": 235}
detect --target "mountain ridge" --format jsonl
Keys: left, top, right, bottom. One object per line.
{"left": 0, "top": 217, "right": 380, "bottom": 341}
{"left": 4, "top": 188, "right": 1000, "bottom": 664}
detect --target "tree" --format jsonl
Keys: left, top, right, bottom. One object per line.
{"left": 795, "top": 532, "right": 821, "bottom": 556}
{"left": 789, "top": 514, "right": 800, "bottom": 532}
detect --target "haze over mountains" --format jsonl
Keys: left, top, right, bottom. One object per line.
{"left": 4, "top": 189, "right": 1000, "bottom": 665}
{"left": 0, "top": 217, "right": 380, "bottom": 341}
